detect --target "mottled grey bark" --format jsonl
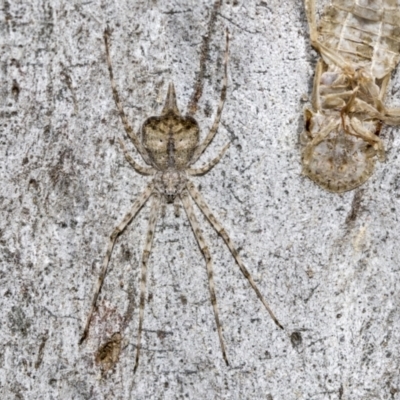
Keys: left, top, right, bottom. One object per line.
{"left": 1, "top": 0, "right": 399, "bottom": 399}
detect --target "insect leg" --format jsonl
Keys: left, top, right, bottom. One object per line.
{"left": 311, "top": 59, "right": 323, "bottom": 112}
{"left": 79, "top": 182, "right": 155, "bottom": 345}
{"left": 134, "top": 193, "right": 161, "bottom": 373}
{"left": 187, "top": 142, "right": 230, "bottom": 176}
{"left": 379, "top": 74, "right": 391, "bottom": 103}
{"left": 180, "top": 190, "right": 229, "bottom": 365}
{"left": 186, "top": 181, "right": 283, "bottom": 330}
{"left": 382, "top": 109, "right": 400, "bottom": 125}
{"left": 378, "top": 75, "right": 400, "bottom": 124}
{"left": 302, "top": 120, "right": 338, "bottom": 166}
{"left": 190, "top": 29, "right": 229, "bottom": 165}
{"left": 348, "top": 118, "right": 385, "bottom": 161}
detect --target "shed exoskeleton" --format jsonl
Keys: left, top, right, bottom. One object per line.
{"left": 302, "top": 0, "right": 400, "bottom": 192}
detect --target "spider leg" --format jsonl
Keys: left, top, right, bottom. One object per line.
{"left": 187, "top": 0, "right": 223, "bottom": 116}
{"left": 134, "top": 193, "right": 161, "bottom": 373}
{"left": 187, "top": 142, "right": 230, "bottom": 176}
{"left": 190, "top": 29, "right": 229, "bottom": 165}
{"left": 186, "top": 181, "right": 283, "bottom": 330}
{"left": 104, "top": 28, "right": 153, "bottom": 165}
{"left": 180, "top": 190, "right": 229, "bottom": 366}
{"left": 118, "top": 138, "right": 156, "bottom": 175}
{"left": 79, "top": 182, "right": 155, "bottom": 345}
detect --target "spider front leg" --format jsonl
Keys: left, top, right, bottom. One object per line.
{"left": 104, "top": 28, "right": 153, "bottom": 166}
{"left": 186, "top": 181, "right": 283, "bottom": 330}
{"left": 79, "top": 182, "right": 155, "bottom": 345}
{"left": 190, "top": 29, "right": 229, "bottom": 165}
{"left": 186, "top": 0, "right": 223, "bottom": 116}
{"left": 180, "top": 190, "right": 229, "bottom": 365}
{"left": 134, "top": 193, "right": 161, "bottom": 373}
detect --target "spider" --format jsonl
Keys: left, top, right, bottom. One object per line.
{"left": 80, "top": 28, "right": 283, "bottom": 372}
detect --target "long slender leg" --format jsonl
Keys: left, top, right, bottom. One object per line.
{"left": 79, "top": 182, "right": 155, "bottom": 344}
{"left": 190, "top": 29, "right": 229, "bottom": 165}
{"left": 186, "top": 181, "right": 283, "bottom": 330}
{"left": 187, "top": 0, "right": 222, "bottom": 116}
{"left": 134, "top": 193, "right": 161, "bottom": 373}
{"left": 118, "top": 139, "right": 156, "bottom": 175}
{"left": 104, "top": 28, "right": 152, "bottom": 165}
{"left": 187, "top": 143, "right": 230, "bottom": 176}
{"left": 180, "top": 190, "right": 229, "bottom": 365}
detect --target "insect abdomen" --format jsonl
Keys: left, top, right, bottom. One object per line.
{"left": 319, "top": 0, "right": 400, "bottom": 78}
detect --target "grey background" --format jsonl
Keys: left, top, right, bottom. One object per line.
{"left": 1, "top": 0, "right": 400, "bottom": 399}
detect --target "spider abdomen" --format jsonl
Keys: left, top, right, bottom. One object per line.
{"left": 142, "top": 112, "right": 199, "bottom": 170}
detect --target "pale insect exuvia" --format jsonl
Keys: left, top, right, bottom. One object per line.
{"left": 302, "top": 0, "right": 400, "bottom": 192}
{"left": 79, "top": 28, "right": 283, "bottom": 372}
